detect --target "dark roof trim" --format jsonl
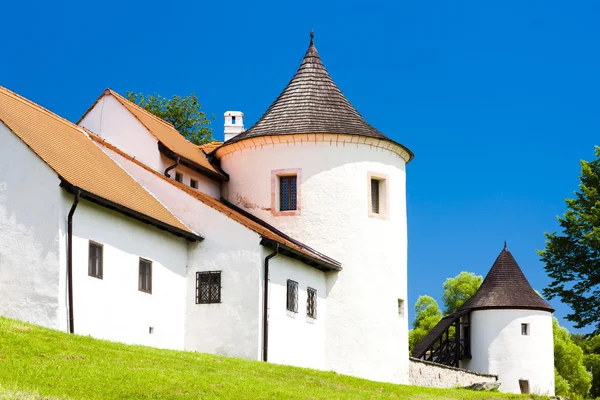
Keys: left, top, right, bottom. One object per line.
{"left": 59, "top": 179, "right": 203, "bottom": 242}
{"left": 221, "top": 198, "right": 341, "bottom": 271}
{"left": 158, "top": 142, "right": 229, "bottom": 182}
{"left": 464, "top": 305, "right": 555, "bottom": 313}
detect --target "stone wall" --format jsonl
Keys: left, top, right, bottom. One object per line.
{"left": 409, "top": 358, "right": 498, "bottom": 389}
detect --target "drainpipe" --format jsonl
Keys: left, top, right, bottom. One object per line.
{"left": 263, "top": 244, "right": 279, "bottom": 362}
{"left": 164, "top": 156, "right": 180, "bottom": 178}
{"left": 67, "top": 189, "right": 80, "bottom": 334}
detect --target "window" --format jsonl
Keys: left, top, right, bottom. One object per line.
{"left": 397, "top": 299, "right": 405, "bottom": 317}
{"left": 175, "top": 172, "right": 183, "bottom": 183}
{"left": 518, "top": 379, "right": 530, "bottom": 394}
{"left": 196, "top": 271, "right": 221, "bottom": 304}
{"left": 521, "top": 323, "right": 529, "bottom": 335}
{"left": 231, "top": 116, "right": 236, "bottom": 124}
{"left": 307, "top": 287, "right": 317, "bottom": 319}
{"left": 371, "top": 179, "right": 380, "bottom": 214}
{"left": 88, "top": 241, "right": 103, "bottom": 279}
{"left": 190, "top": 179, "right": 198, "bottom": 189}
{"left": 139, "top": 258, "right": 152, "bottom": 294}
{"left": 287, "top": 280, "right": 298, "bottom": 313}
{"left": 279, "top": 176, "right": 297, "bottom": 211}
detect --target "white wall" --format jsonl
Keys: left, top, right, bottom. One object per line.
{"left": 97, "top": 145, "right": 264, "bottom": 359}
{"left": 62, "top": 194, "right": 188, "bottom": 350}
{"left": 461, "top": 309, "right": 555, "bottom": 395}
{"left": 0, "top": 123, "right": 62, "bottom": 329}
{"left": 219, "top": 136, "right": 409, "bottom": 384}
{"left": 267, "top": 252, "right": 327, "bottom": 370}
{"left": 79, "top": 95, "right": 220, "bottom": 199}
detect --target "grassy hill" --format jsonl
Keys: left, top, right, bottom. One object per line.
{"left": 0, "top": 317, "right": 543, "bottom": 399}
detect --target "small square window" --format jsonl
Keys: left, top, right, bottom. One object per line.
{"left": 231, "top": 116, "right": 236, "bottom": 124}
{"left": 287, "top": 280, "right": 298, "bottom": 313}
{"left": 175, "top": 172, "right": 183, "bottom": 183}
{"left": 279, "top": 176, "right": 297, "bottom": 211}
{"left": 190, "top": 179, "right": 198, "bottom": 189}
{"left": 88, "top": 241, "right": 103, "bottom": 279}
{"left": 196, "top": 271, "right": 221, "bottom": 304}
{"left": 521, "top": 323, "right": 529, "bottom": 335}
{"left": 307, "top": 287, "right": 317, "bottom": 319}
{"left": 139, "top": 258, "right": 152, "bottom": 294}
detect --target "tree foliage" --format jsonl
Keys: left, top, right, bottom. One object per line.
{"left": 126, "top": 92, "right": 215, "bottom": 145}
{"left": 409, "top": 296, "right": 442, "bottom": 352}
{"left": 553, "top": 318, "right": 592, "bottom": 399}
{"left": 442, "top": 271, "right": 483, "bottom": 314}
{"left": 539, "top": 146, "right": 600, "bottom": 334}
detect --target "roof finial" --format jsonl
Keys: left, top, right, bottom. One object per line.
{"left": 504, "top": 240, "right": 508, "bottom": 250}
{"left": 310, "top": 29, "right": 314, "bottom": 46}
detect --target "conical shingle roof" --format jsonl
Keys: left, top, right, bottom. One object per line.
{"left": 459, "top": 245, "right": 554, "bottom": 312}
{"left": 222, "top": 33, "right": 413, "bottom": 160}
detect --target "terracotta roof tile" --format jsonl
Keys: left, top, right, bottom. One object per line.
{"left": 90, "top": 134, "right": 341, "bottom": 271}
{"left": 198, "top": 141, "right": 223, "bottom": 154}
{"left": 221, "top": 34, "right": 413, "bottom": 161}
{"left": 0, "top": 86, "right": 200, "bottom": 241}
{"left": 81, "top": 89, "right": 227, "bottom": 181}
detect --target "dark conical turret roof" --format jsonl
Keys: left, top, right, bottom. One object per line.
{"left": 459, "top": 245, "right": 554, "bottom": 312}
{"left": 221, "top": 32, "right": 413, "bottom": 160}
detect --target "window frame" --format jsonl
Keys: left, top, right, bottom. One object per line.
{"left": 175, "top": 171, "right": 183, "bottom": 183}
{"left": 88, "top": 241, "right": 103, "bottom": 279}
{"left": 271, "top": 169, "right": 302, "bottom": 216}
{"left": 287, "top": 280, "right": 299, "bottom": 313}
{"left": 190, "top": 179, "right": 198, "bottom": 189}
{"left": 521, "top": 323, "right": 530, "bottom": 336}
{"left": 367, "top": 172, "right": 389, "bottom": 219}
{"left": 307, "top": 287, "right": 317, "bottom": 319}
{"left": 196, "top": 271, "right": 222, "bottom": 304}
{"left": 138, "top": 258, "right": 152, "bottom": 294}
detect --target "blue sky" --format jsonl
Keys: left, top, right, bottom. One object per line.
{"left": 2, "top": 1, "right": 599, "bottom": 332}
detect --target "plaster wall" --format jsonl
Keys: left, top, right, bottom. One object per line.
{"left": 219, "top": 136, "right": 409, "bottom": 383}
{"left": 62, "top": 194, "right": 188, "bottom": 350}
{"left": 79, "top": 95, "right": 220, "bottom": 198}
{"left": 0, "top": 123, "right": 62, "bottom": 329}
{"left": 267, "top": 253, "right": 327, "bottom": 370}
{"left": 461, "top": 309, "right": 555, "bottom": 395}
{"left": 98, "top": 146, "right": 263, "bottom": 359}
{"left": 409, "top": 358, "right": 498, "bottom": 389}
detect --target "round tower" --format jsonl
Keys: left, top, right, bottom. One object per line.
{"left": 460, "top": 246, "right": 555, "bottom": 395}
{"left": 215, "top": 32, "right": 413, "bottom": 384}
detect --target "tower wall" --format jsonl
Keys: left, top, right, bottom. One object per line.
{"left": 218, "top": 134, "right": 409, "bottom": 384}
{"left": 462, "top": 309, "right": 554, "bottom": 395}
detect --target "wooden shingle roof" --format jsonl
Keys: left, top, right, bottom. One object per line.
{"left": 0, "top": 86, "right": 201, "bottom": 241}
{"left": 459, "top": 245, "right": 554, "bottom": 312}
{"left": 221, "top": 33, "right": 413, "bottom": 160}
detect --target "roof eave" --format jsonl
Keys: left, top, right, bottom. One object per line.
{"left": 260, "top": 237, "right": 341, "bottom": 272}
{"left": 59, "top": 179, "right": 203, "bottom": 242}
{"left": 158, "top": 142, "right": 229, "bottom": 182}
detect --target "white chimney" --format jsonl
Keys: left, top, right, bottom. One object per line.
{"left": 224, "top": 111, "right": 244, "bottom": 141}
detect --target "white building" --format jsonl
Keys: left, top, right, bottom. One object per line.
{"left": 0, "top": 32, "right": 413, "bottom": 384}
{"left": 412, "top": 245, "right": 555, "bottom": 395}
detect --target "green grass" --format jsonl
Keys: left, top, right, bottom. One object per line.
{"left": 0, "top": 317, "right": 545, "bottom": 399}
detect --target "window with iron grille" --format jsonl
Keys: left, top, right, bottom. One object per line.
{"left": 139, "top": 258, "right": 152, "bottom": 294}
{"left": 371, "top": 178, "right": 380, "bottom": 214}
{"left": 175, "top": 172, "right": 183, "bottom": 183}
{"left": 88, "top": 241, "right": 103, "bottom": 279}
{"left": 279, "top": 175, "right": 297, "bottom": 211}
{"left": 196, "top": 271, "right": 221, "bottom": 304}
{"left": 307, "top": 287, "right": 317, "bottom": 319}
{"left": 287, "top": 280, "right": 298, "bottom": 313}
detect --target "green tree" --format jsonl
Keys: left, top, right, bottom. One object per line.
{"left": 441, "top": 271, "right": 483, "bottom": 314}
{"left": 584, "top": 353, "right": 600, "bottom": 398}
{"left": 539, "top": 146, "right": 600, "bottom": 334}
{"left": 409, "top": 296, "right": 442, "bottom": 352}
{"left": 126, "top": 92, "right": 215, "bottom": 145}
{"left": 553, "top": 318, "right": 592, "bottom": 399}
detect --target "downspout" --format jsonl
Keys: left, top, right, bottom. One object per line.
{"left": 67, "top": 189, "right": 80, "bottom": 334}
{"left": 263, "top": 244, "right": 279, "bottom": 362}
{"left": 164, "top": 156, "right": 180, "bottom": 178}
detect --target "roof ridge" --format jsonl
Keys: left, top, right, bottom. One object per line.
{"left": 107, "top": 89, "right": 177, "bottom": 130}
{"left": 0, "top": 86, "right": 88, "bottom": 136}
